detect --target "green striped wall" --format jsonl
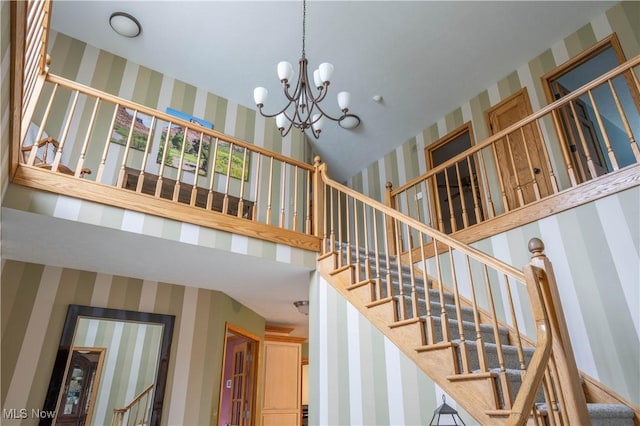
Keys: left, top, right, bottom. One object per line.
{"left": 308, "top": 4, "right": 639, "bottom": 423}
{"left": 0, "top": 259, "right": 268, "bottom": 426}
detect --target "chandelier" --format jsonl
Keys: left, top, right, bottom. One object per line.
{"left": 253, "top": 0, "right": 360, "bottom": 139}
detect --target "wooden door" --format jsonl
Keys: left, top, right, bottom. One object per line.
{"left": 552, "top": 82, "right": 608, "bottom": 182}
{"left": 261, "top": 341, "right": 301, "bottom": 426}
{"left": 229, "top": 342, "right": 254, "bottom": 426}
{"left": 486, "top": 88, "right": 552, "bottom": 210}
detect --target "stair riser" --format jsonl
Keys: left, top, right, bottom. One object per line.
{"left": 457, "top": 341, "right": 534, "bottom": 372}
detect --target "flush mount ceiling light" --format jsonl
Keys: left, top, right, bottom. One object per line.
{"left": 109, "top": 12, "right": 141, "bottom": 38}
{"left": 253, "top": 0, "right": 360, "bottom": 139}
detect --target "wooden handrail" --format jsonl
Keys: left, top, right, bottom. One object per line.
{"left": 44, "top": 73, "right": 315, "bottom": 173}
{"left": 391, "top": 54, "right": 640, "bottom": 196}
{"left": 315, "top": 158, "right": 524, "bottom": 280}
{"left": 111, "top": 383, "right": 154, "bottom": 426}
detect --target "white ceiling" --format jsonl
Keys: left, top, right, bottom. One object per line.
{"left": 4, "top": 0, "right": 617, "bottom": 339}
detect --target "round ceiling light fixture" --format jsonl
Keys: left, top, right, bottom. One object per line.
{"left": 109, "top": 12, "right": 141, "bottom": 38}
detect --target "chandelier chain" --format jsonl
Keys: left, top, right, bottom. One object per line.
{"left": 302, "top": 0, "right": 306, "bottom": 57}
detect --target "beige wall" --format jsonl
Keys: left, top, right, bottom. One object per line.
{"left": 1, "top": 259, "right": 266, "bottom": 426}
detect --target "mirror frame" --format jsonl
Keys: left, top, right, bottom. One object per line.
{"left": 41, "top": 305, "right": 175, "bottom": 426}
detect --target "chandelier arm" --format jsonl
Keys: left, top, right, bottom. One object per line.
{"left": 309, "top": 102, "right": 347, "bottom": 123}
{"left": 256, "top": 102, "right": 294, "bottom": 119}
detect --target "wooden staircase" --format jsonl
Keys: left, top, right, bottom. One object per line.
{"left": 313, "top": 158, "right": 637, "bottom": 425}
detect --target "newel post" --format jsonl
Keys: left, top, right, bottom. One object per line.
{"left": 312, "top": 156, "right": 326, "bottom": 242}
{"left": 528, "top": 238, "right": 590, "bottom": 425}
{"left": 384, "top": 181, "right": 397, "bottom": 256}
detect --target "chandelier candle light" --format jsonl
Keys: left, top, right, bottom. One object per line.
{"left": 253, "top": 0, "right": 360, "bottom": 139}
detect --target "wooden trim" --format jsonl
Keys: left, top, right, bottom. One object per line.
{"left": 12, "top": 165, "right": 321, "bottom": 252}
{"left": 406, "top": 163, "right": 640, "bottom": 261}
{"left": 391, "top": 54, "right": 640, "bottom": 197}
{"left": 318, "top": 164, "right": 525, "bottom": 280}
{"left": 44, "top": 73, "right": 314, "bottom": 173}
{"left": 264, "top": 334, "right": 307, "bottom": 344}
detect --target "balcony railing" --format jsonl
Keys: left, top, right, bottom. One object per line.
{"left": 387, "top": 55, "right": 640, "bottom": 242}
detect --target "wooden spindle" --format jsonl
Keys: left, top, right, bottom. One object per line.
{"left": 443, "top": 168, "right": 457, "bottom": 232}
{"left": 533, "top": 117, "right": 559, "bottom": 193}
{"left": 372, "top": 208, "right": 382, "bottom": 299}
{"left": 353, "top": 198, "right": 362, "bottom": 282}
{"left": 490, "top": 138, "right": 511, "bottom": 212}
{"left": 568, "top": 100, "right": 598, "bottom": 180}
{"left": 362, "top": 202, "right": 371, "bottom": 283}
{"left": 292, "top": 165, "right": 299, "bottom": 229}
{"left": 305, "top": 168, "right": 311, "bottom": 234}
{"left": 252, "top": 154, "right": 262, "bottom": 222}
{"left": 51, "top": 89, "right": 80, "bottom": 173}
{"left": 279, "top": 162, "right": 287, "bottom": 228}
{"left": 519, "top": 127, "right": 542, "bottom": 200}
{"left": 74, "top": 96, "right": 100, "bottom": 177}
{"left": 454, "top": 162, "right": 470, "bottom": 228}
{"left": 505, "top": 133, "right": 525, "bottom": 208}
{"left": 433, "top": 239, "right": 449, "bottom": 342}
{"left": 608, "top": 79, "right": 640, "bottom": 162}
{"left": 394, "top": 221, "right": 406, "bottom": 320}
{"left": 96, "top": 102, "right": 119, "bottom": 183}
{"left": 155, "top": 122, "right": 173, "bottom": 198}
{"left": 384, "top": 182, "right": 397, "bottom": 256}
{"left": 206, "top": 137, "right": 220, "bottom": 210}
{"left": 382, "top": 213, "right": 393, "bottom": 300}
{"left": 265, "top": 156, "right": 274, "bottom": 225}
{"left": 420, "top": 233, "right": 436, "bottom": 345}
{"left": 190, "top": 132, "right": 205, "bottom": 206}
{"left": 336, "top": 188, "right": 343, "bottom": 266}
{"left": 466, "top": 156, "right": 482, "bottom": 224}
{"left": 137, "top": 116, "right": 157, "bottom": 193}
{"left": 587, "top": 89, "right": 619, "bottom": 170}
{"left": 235, "top": 147, "right": 248, "bottom": 216}
{"left": 222, "top": 142, "right": 234, "bottom": 214}
{"left": 550, "top": 108, "right": 578, "bottom": 187}
{"left": 172, "top": 125, "right": 189, "bottom": 202}
{"left": 345, "top": 195, "right": 352, "bottom": 266}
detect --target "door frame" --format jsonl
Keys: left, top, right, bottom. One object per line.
{"left": 217, "top": 323, "right": 261, "bottom": 426}
{"left": 541, "top": 33, "right": 640, "bottom": 181}
{"left": 424, "top": 122, "right": 486, "bottom": 233}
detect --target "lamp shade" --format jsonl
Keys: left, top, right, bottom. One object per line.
{"left": 277, "top": 61, "right": 294, "bottom": 82}
{"left": 253, "top": 87, "right": 268, "bottom": 105}
{"left": 318, "top": 63, "right": 334, "bottom": 83}
{"left": 312, "top": 114, "right": 324, "bottom": 132}
{"left": 276, "top": 113, "right": 287, "bottom": 130}
{"left": 313, "top": 69, "right": 323, "bottom": 88}
{"left": 337, "top": 91, "right": 351, "bottom": 110}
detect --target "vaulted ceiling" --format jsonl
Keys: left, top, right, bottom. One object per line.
{"left": 50, "top": 1, "right": 615, "bottom": 182}
{"left": 8, "top": 1, "right": 616, "bottom": 337}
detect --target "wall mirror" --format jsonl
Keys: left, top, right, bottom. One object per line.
{"left": 42, "top": 305, "right": 175, "bottom": 426}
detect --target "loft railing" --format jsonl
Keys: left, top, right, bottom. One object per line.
{"left": 111, "top": 383, "right": 154, "bottom": 426}
{"left": 387, "top": 55, "right": 640, "bottom": 237}
{"left": 19, "top": 73, "right": 314, "bottom": 236}
{"left": 11, "top": 1, "right": 319, "bottom": 250}
{"left": 314, "top": 157, "right": 589, "bottom": 424}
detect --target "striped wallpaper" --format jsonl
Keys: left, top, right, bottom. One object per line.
{"left": 0, "top": 259, "right": 271, "bottom": 426}
{"left": 308, "top": 3, "right": 638, "bottom": 425}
